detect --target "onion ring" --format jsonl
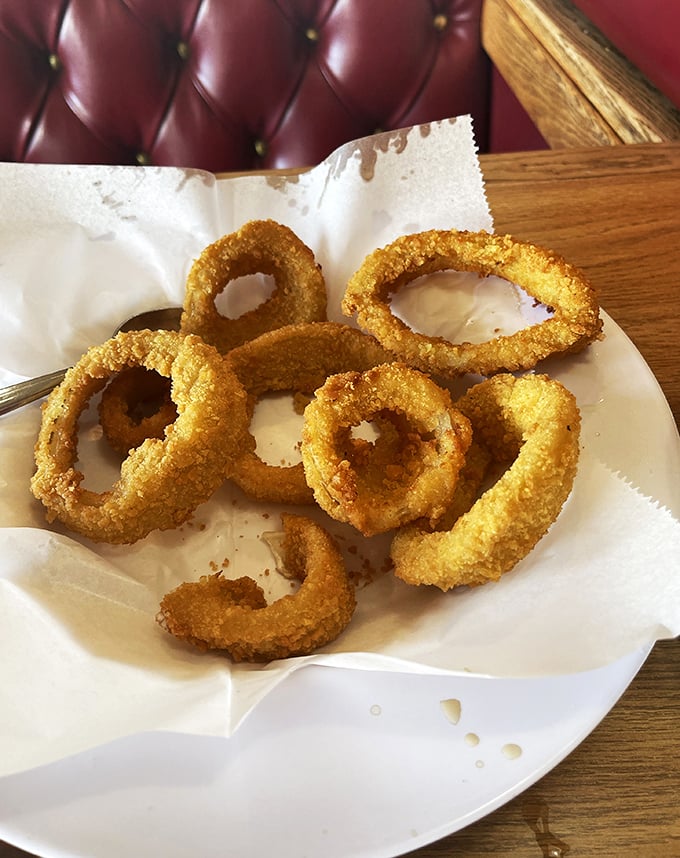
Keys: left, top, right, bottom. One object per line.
{"left": 226, "top": 322, "right": 396, "bottom": 505}
{"left": 342, "top": 229, "right": 602, "bottom": 377}
{"left": 157, "top": 513, "right": 356, "bottom": 662}
{"left": 98, "top": 366, "right": 177, "bottom": 455}
{"left": 31, "top": 330, "right": 250, "bottom": 544}
{"left": 433, "top": 438, "right": 494, "bottom": 531}
{"left": 181, "top": 219, "right": 327, "bottom": 353}
{"left": 390, "top": 373, "right": 581, "bottom": 590}
{"left": 300, "top": 362, "right": 473, "bottom": 536}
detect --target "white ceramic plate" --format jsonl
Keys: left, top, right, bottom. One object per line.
{"left": 0, "top": 311, "right": 677, "bottom": 858}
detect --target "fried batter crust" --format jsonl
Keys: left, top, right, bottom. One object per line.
{"left": 391, "top": 373, "right": 581, "bottom": 590}
{"left": 157, "top": 513, "right": 356, "bottom": 662}
{"left": 342, "top": 229, "right": 602, "bottom": 377}
{"left": 301, "top": 363, "right": 472, "bottom": 536}
{"left": 226, "top": 322, "right": 396, "bottom": 504}
{"left": 181, "top": 219, "right": 327, "bottom": 353}
{"left": 31, "top": 330, "right": 250, "bottom": 544}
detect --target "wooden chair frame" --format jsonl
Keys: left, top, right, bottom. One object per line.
{"left": 482, "top": 0, "right": 680, "bottom": 147}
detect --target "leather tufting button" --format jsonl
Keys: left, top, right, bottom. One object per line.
{"left": 135, "top": 152, "right": 151, "bottom": 166}
{"left": 47, "top": 52, "right": 61, "bottom": 71}
{"left": 254, "top": 139, "right": 267, "bottom": 157}
{"left": 305, "top": 27, "right": 319, "bottom": 42}
{"left": 176, "top": 40, "right": 189, "bottom": 60}
{"left": 433, "top": 13, "right": 448, "bottom": 31}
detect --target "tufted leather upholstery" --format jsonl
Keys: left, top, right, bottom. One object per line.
{"left": 0, "top": 0, "right": 491, "bottom": 172}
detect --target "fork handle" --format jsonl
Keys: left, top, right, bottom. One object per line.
{"left": 0, "top": 369, "right": 68, "bottom": 415}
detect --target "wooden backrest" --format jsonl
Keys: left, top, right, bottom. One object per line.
{"left": 482, "top": 0, "right": 680, "bottom": 147}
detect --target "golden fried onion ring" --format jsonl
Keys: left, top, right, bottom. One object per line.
{"left": 31, "top": 330, "right": 250, "bottom": 544}
{"left": 98, "top": 366, "right": 177, "bottom": 455}
{"left": 181, "top": 219, "right": 327, "bottom": 353}
{"left": 226, "top": 322, "right": 396, "bottom": 505}
{"left": 301, "top": 363, "right": 472, "bottom": 536}
{"left": 157, "top": 513, "right": 356, "bottom": 662}
{"left": 390, "top": 373, "right": 581, "bottom": 590}
{"left": 342, "top": 230, "right": 602, "bottom": 377}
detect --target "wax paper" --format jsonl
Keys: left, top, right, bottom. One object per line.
{"left": 0, "top": 116, "right": 678, "bottom": 777}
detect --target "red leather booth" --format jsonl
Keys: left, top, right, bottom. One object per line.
{"left": 2, "top": 1, "right": 678, "bottom": 172}
{"left": 0, "top": 0, "right": 526, "bottom": 172}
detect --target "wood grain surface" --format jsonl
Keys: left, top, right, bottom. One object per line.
{"left": 1, "top": 143, "right": 678, "bottom": 858}
{"left": 482, "top": 0, "right": 680, "bottom": 147}
{"left": 410, "top": 141, "right": 680, "bottom": 858}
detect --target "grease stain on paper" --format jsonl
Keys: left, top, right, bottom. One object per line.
{"left": 314, "top": 118, "right": 459, "bottom": 208}
{"left": 174, "top": 169, "right": 216, "bottom": 193}
{"left": 320, "top": 118, "right": 459, "bottom": 195}
{"left": 338, "top": 128, "right": 410, "bottom": 183}
{"left": 265, "top": 173, "right": 301, "bottom": 191}
{"left": 92, "top": 179, "right": 137, "bottom": 222}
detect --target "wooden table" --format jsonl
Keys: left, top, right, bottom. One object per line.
{"left": 1, "top": 142, "right": 678, "bottom": 858}
{"left": 421, "top": 141, "right": 680, "bottom": 857}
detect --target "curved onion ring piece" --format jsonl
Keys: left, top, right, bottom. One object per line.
{"left": 157, "top": 513, "right": 356, "bottom": 662}
{"left": 342, "top": 229, "right": 603, "bottom": 377}
{"left": 181, "top": 219, "right": 327, "bottom": 353}
{"left": 390, "top": 373, "right": 581, "bottom": 591}
{"left": 30, "top": 330, "right": 250, "bottom": 545}
{"left": 226, "top": 321, "right": 396, "bottom": 505}
{"left": 98, "top": 366, "right": 177, "bottom": 455}
{"left": 300, "top": 362, "right": 472, "bottom": 537}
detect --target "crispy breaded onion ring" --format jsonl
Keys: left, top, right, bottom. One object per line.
{"left": 226, "top": 322, "right": 396, "bottom": 505}
{"left": 300, "top": 363, "right": 472, "bottom": 536}
{"left": 157, "top": 513, "right": 356, "bottom": 662}
{"left": 390, "top": 373, "right": 580, "bottom": 591}
{"left": 31, "top": 330, "right": 250, "bottom": 545}
{"left": 98, "top": 366, "right": 177, "bottom": 455}
{"left": 342, "top": 230, "right": 602, "bottom": 377}
{"left": 181, "top": 219, "right": 327, "bottom": 353}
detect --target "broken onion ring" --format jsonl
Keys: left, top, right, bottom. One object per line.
{"left": 157, "top": 513, "right": 356, "bottom": 662}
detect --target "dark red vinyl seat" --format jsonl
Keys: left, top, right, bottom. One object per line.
{"left": 0, "top": 0, "right": 493, "bottom": 172}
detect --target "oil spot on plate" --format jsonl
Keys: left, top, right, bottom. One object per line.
{"left": 502, "top": 742, "right": 523, "bottom": 760}
{"left": 440, "top": 697, "right": 461, "bottom": 724}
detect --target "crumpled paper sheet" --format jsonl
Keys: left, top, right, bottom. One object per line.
{"left": 0, "top": 116, "right": 679, "bottom": 777}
